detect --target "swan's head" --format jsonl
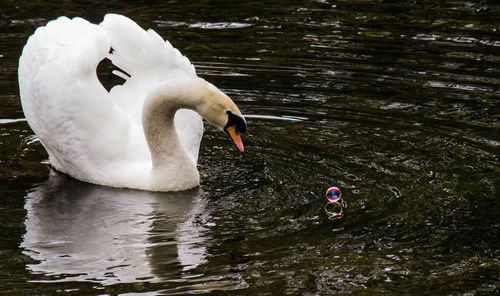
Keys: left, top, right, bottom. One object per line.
{"left": 194, "top": 79, "right": 247, "bottom": 152}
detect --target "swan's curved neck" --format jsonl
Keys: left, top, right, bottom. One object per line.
{"left": 142, "top": 79, "right": 202, "bottom": 191}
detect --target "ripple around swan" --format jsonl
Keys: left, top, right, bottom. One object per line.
{"left": 189, "top": 22, "right": 252, "bottom": 29}
{"left": 0, "top": 118, "right": 26, "bottom": 124}
{"left": 154, "top": 21, "right": 253, "bottom": 29}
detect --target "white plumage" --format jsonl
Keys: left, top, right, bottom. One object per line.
{"left": 19, "top": 14, "right": 245, "bottom": 191}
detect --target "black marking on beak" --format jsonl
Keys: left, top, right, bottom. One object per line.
{"left": 224, "top": 110, "right": 247, "bottom": 135}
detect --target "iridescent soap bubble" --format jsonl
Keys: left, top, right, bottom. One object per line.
{"left": 326, "top": 186, "right": 342, "bottom": 202}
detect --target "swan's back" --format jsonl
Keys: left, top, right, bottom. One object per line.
{"left": 19, "top": 15, "right": 203, "bottom": 187}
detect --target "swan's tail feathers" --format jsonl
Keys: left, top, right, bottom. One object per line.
{"left": 100, "top": 14, "right": 196, "bottom": 82}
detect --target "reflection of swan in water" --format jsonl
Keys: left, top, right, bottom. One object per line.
{"left": 21, "top": 170, "right": 208, "bottom": 284}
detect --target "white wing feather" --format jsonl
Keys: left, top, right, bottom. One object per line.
{"left": 19, "top": 14, "right": 203, "bottom": 185}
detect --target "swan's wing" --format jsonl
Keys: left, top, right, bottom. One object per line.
{"left": 100, "top": 14, "right": 203, "bottom": 164}
{"left": 18, "top": 16, "right": 132, "bottom": 180}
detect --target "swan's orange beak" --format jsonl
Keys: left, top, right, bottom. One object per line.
{"left": 226, "top": 125, "right": 244, "bottom": 152}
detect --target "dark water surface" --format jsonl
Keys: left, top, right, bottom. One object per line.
{"left": 1, "top": 0, "right": 499, "bottom": 295}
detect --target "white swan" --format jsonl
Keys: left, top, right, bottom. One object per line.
{"left": 18, "top": 14, "right": 246, "bottom": 192}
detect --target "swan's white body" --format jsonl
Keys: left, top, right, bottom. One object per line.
{"left": 19, "top": 14, "right": 244, "bottom": 191}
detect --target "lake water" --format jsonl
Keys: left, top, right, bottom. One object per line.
{"left": 1, "top": 0, "right": 499, "bottom": 295}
